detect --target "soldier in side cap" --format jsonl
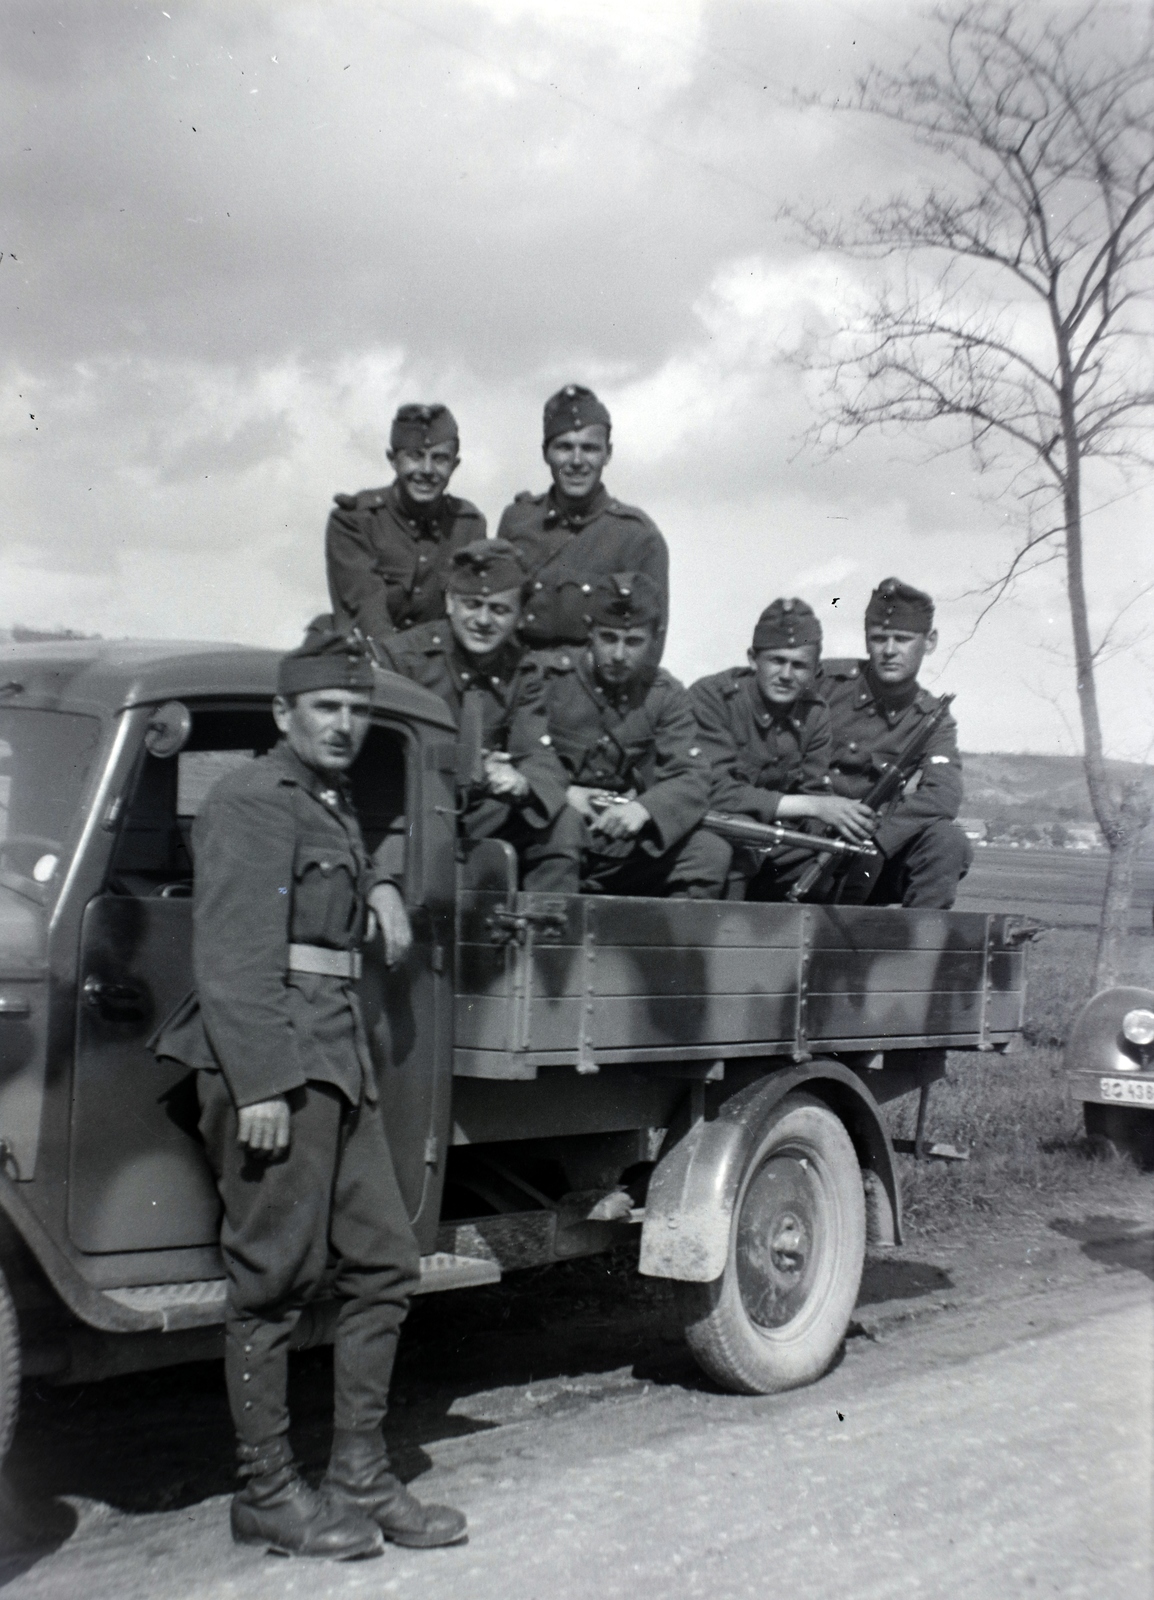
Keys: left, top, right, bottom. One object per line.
{"left": 152, "top": 622, "right": 466, "bottom": 1560}
{"left": 821, "top": 577, "right": 970, "bottom": 908}
{"left": 379, "top": 541, "right": 582, "bottom": 890}
{"left": 533, "top": 572, "right": 728, "bottom": 897}
{"left": 496, "top": 385, "right": 669, "bottom": 648}
{"left": 691, "top": 599, "right": 877, "bottom": 899}
{"left": 326, "top": 403, "right": 486, "bottom": 645}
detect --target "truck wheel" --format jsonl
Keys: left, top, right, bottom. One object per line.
{"left": 677, "top": 1094, "right": 866, "bottom": 1395}
{"left": 0, "top": 1265, "right": 20, "bottom": 1465}
{"left": 1084, "top": 1102, "right": 1154, "bottom": 1171}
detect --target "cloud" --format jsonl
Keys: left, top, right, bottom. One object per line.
{"left": 1, "top": 0, "right": 1151, "bottom": 758}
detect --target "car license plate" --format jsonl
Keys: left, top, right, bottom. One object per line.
{"left": 1099, "top": 1077, "right": 1154, "bottom": 1105}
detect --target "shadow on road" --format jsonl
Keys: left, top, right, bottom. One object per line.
{"left": 1049, "top": 1215, "right": 1154, "bottom": 1282}
{"left": 857, "top": 1258, "right": 953, "bottom": 1306}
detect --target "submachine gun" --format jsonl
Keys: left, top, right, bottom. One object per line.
{"left": 786, "top": 692, "right": 956, "bottom": 904}
{"left": 700, "top": 812, "right": 879, "bottom": 867}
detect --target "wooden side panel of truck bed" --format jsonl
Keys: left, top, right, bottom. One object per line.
{"left": 453, "top": 894, "right": 1026, "bottom": 1080}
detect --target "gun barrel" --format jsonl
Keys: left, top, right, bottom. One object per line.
{"left": 703, "top": 812, "right": 875, "bottom": 858}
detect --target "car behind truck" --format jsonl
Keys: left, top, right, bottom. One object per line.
{"left": 0, "top": 639, "right": 1031, "bottom": 1464}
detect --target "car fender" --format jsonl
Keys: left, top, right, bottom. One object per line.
{"left": 1066, "top": 987, "right": 1154, "bottom": 1084}
{"left": 639, "top": 1061, "right": 900, "bottom": 1283}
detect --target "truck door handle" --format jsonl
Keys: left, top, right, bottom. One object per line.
{"left": 83, "top": 975, "right": 147, "bottom": 1019}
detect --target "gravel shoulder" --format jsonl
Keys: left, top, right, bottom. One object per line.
{"left": 2, "top": 1194, "right": 1150, "bottom": 1599}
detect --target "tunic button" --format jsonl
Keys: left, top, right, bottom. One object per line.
{"left": 534, "top": 581, "right": 544, "bottom": 591}
{"left": 848, "top": 741, "right": 857, "bottom": 751}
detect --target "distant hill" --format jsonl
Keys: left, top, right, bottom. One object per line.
{"left": 961, "top": 751, "right": 1152, "bottom": 840}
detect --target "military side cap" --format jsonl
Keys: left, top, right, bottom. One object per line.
{"left": 752, "top": 597, "right": 822, "bottom": 651}
{"left": 865, "top": 577, "right": 934, "bottom": 632}
{"left": 278, "top": 615, "right": 375, "bottom": 695}
{"left": 390, "top": 402, "right": 459, "bottom": 451}
{"left": 543, "top": 384, "right": 611, "bottom": 443}
{"left": 447, "top": 538, "right": 526, "bottom": 597}
{"left": 586, "top": 571, "right": 662, "bottom": 629}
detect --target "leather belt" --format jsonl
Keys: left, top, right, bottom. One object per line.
{"left": 287, "top": 944, "right": 363, "bottom": 980}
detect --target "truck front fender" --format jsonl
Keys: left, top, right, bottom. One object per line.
{"left": 639, "top": 1061, "right": 901, "bottom": 1283}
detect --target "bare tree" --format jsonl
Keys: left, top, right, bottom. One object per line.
{"left": 790, "top": 2, "right": 1154, "bottom": 986}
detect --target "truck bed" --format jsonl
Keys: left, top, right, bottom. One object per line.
{"left": 454, "top": 893, "right": 1026, "bottom": 1080}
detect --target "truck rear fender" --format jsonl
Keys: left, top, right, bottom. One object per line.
{"left": 639, "top": 1061, "right": 900, "bottom": 1283}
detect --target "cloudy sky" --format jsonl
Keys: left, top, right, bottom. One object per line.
{"left": 2, "top": 0, "right": 1152, "bottom": 756}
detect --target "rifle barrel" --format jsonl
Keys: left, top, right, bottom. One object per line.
{"left": 702, "top": 812, "right": 875, "bottom": 858}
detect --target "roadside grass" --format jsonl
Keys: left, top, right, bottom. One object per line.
{"left": 884, "top": 927, "right": 1154, "bottom": 1235}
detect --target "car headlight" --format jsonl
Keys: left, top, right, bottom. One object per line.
{"left": 1121, "top": 1008, "right": 1154, "bottom": 1047}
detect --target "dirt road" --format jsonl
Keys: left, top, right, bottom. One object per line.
{"left": 3, "top": 1209, "right": 1150, "bottom": 1599}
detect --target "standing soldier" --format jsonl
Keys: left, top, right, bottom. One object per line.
{"left": 380, "top": 540, "right": 582, "bottom": 891}
{"left": 153, "top": 625, "right": 467, "bottom": 1560}
{"left": 691, "top": 599, "right": 875, "bottom": 899}
{"left": 497, "top": 385, "right": 669, "bottom": 648}
{"left": 821, "top": 578, "right": 970, "bottom": 908}
{"left": 326, "top": 403, "right": 486, "bottom": 646}
{"left": 536, "top": 572, "right": 726, "bottom": 897}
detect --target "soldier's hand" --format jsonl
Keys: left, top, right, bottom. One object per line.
{"left": 804, "top": 796, "right": 878, "bottom": 843}
{"left": 591, "top": 799, "right": 651, "bottom": 840}
{"left": 237, "top": 1096, "right": 291, "bottom": 1154}
{"left": 484, "top": 750, "right": 530, "bottom": 800}
{"left": 566, "top": 786, "right": 602, "bottom": 822}
{"left": 369, "top": 882, "right": 413, "bottom": 968}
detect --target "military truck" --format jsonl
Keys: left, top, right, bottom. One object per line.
{"left": 0, "top": 639, "right": 1031, "bottom": 1463}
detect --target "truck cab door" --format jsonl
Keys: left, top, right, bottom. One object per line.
{"left": 68, "top": 705, "right": 283, "bottom": 1255}
{"left": 350, "top": 723, "right": 457, "bottom": 1253}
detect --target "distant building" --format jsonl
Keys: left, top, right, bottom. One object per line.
{"left": 958, "top": 817, "right": 988, "bottom": 843}
{"left": 1065, "top": 824, "right": 1104, "bottom": 851}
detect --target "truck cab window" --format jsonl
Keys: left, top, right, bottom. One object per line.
{"left": 107, "top": 708, "right": 407, "bottom": 896}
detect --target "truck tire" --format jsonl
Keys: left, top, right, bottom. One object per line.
{"left": 1084, "top": 1102, "right": 1154, "bottom": 1171}
{"left": 677, "top": 1094, "right": 866, "bottom": 1395}
{"left": 0, "top": 1265, "right": 20, "bottom": 1465}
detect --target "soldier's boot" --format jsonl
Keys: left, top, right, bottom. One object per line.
{"left": 231, "top": 1437, "right": 384, "bottom": 1560}
{"left": 325, "top": 1427, "right": 468, "bottom": 1548}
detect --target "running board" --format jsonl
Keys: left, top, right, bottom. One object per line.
{"left": 102, "top": 1252, "right": 501, "bottom": 1333}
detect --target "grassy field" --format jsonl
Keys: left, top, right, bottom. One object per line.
{"left": 883, "top": 926, "right": 1153, "bottom": 1234}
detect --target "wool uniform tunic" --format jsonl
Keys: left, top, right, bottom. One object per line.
{"left": 380, "top": 621, "right": 580, "bottom": 890}
{"left": 689, "top": 667, "right": 833, "bottom": 821}
{"left": 326, "top": 483, "right": 486, "bottom": 643}
{"left": 820, "top": 659, "right": 963, "bottom": 856}
{"left": 536, "top": 648, "right": 710, "bottom": 853}
{"left": 155, "top": 740, "right": 396, "bottom": 1108}
{"left": 536, "top": 647, "right": 725, "bottom": 898}
{"left": 496, "top": 486, "right": 668, "bottom": 647}
{"left": 820, "top": 658, "right": 969, "bottom": 908}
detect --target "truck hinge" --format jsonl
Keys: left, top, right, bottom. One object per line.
{"left": 432, "top": 943, "right": 445, "bottom": 974}
{"left": 577, "top": 901, "right": 598, "bottom": 1074}
{"left": 977, "top": 913, "right": 993, "bottom": 1051}
{"left": 793, "top": 906, "right": 813, "bottom": 1063}
{"left": 424, "top": 1134, "right": 439, "bottom": 1168}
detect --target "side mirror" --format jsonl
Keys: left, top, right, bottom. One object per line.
{"left": 145, "top": 701, "right": 193, "bottom": 759}
{"left": 455, "top": 689, "right": 486, "bottom": 793}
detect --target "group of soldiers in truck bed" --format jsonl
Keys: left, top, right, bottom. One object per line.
{"left": 325, "top": 384, "right": 970, "bottom": 910}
